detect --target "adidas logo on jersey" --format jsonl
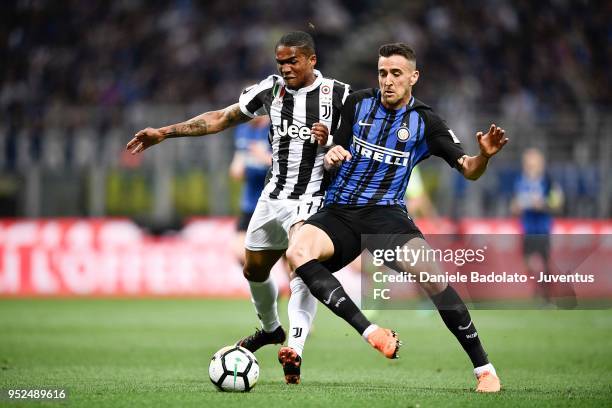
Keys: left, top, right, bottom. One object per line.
{"left": 276, "top": 119, "right": 311, "bottom": 141}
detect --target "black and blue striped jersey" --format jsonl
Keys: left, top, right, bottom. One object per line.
{"left": 326, "top": 88, "right": 465, "bottom": 206}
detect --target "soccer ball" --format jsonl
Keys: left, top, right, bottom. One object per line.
{"left": 209, "top": 346, "right": 259, "bottom": 392}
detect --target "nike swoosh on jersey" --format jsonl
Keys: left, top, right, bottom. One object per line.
{"left": 358, "top": 121, "right": 372, "bottom": 126}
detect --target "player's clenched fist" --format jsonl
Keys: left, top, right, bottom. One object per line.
{"left": 324, "top": 145, "right": 352, "bottom": 170}
{"left": 126, "top": 127, "right": 165, "bottom": 155}
{"left": 310, "top": 122, "right": 329, "bottom": 145}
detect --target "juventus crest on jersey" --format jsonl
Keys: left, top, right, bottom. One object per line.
{"left": 239, "top": 70, "right": 350, "bottom": 200}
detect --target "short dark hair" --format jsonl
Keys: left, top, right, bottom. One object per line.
{"left": 379, "top": 43, "right": 416, "bottom": 64}
{"left": 276, "top": 31, "right": 316, "bottom": 56}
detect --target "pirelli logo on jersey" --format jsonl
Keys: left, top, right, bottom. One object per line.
{"left": 353, "top": 136, "right": 410, "bottom": 167}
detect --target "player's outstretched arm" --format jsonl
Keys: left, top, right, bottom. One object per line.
{"left": 459, "top": 124, "right": 508, "bottom": 180}
{"left": 126, "top": 103, "right": 250, "bottom": 155}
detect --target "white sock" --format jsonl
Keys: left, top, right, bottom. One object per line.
{"left": 287, "top": 277, "right": 317, "bottom": 357}
{"left": 361, "top": 324, "right": 379, "bottom": 341}
{"left": 248, "top": 276, "right": 281, "bottom": 332}
{"left": 474, "top": 363, "right": 497, "bottom": 377}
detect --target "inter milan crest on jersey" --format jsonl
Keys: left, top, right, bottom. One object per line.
{"left": 396, "top": 123, "right": 411, "bottom": 142}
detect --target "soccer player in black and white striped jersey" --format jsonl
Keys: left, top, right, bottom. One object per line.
{"left": 127, "top": 31, "right": 350, "bottom": 384}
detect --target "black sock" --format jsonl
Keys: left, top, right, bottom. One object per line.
{"left": 430, "top": 285, "right": 489, "bottom": 368}
{"left": 295, "top": 259, "right": 371, "bottom": 334}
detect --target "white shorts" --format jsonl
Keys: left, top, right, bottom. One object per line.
{"left": 245, "top": 195, "right": 324, "bottom": 251}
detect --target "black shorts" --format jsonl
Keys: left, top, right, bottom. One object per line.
{"left": 523, "top": 234, "right": 550, "bottom": 260}
{"left": 306, "top": 204, "right": 424, "bottom": 272}
{"left": 236, "top": 211, "right": 254, "bottom": 232}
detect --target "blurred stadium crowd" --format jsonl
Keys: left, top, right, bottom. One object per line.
{"left": 1, "top": 0, "right": 610, "bottom": 220}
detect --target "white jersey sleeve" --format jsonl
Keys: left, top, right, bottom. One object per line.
{"left": 238, "top": 75, "right": 277, "bottom": 118}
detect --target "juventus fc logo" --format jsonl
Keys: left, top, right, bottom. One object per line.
{"left": 292, "top": 327, "right": 303, "bottom": 338}
{"left": 321, "top": 105, "right": 332, "bottom": 120}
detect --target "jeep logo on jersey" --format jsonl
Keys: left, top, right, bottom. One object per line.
{"left": 276, "top": 119, "right": 311, "bottom": 140}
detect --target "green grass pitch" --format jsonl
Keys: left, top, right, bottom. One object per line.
{"left": 1, "top": 299, "right": 611, "bottom": 407}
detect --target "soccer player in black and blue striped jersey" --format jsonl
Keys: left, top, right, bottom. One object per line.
{"left": 286, "top": 43, "right": 508, "bottom": 392}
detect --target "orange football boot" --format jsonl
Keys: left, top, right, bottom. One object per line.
{"left": 278, "top": 346, "right": 302, "bottom": 384}
{"left": 366, "top": 328, "right": 401, "bottom": 359}
{"left": 476, "top": 371, "right": 501, "bottom": 392}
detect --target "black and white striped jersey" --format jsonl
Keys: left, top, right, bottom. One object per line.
{"left": 238, "top": 70, "right": 350, "bottom": 200}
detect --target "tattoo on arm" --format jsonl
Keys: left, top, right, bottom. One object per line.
{"left": 221, "top": 104, "right": 250, "bottom": 128}
{"left": 164, "top": 119, "right": 208, "bottom": 138}
{"left": 161, "top": 103, "right": 249, "bottom": 138}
